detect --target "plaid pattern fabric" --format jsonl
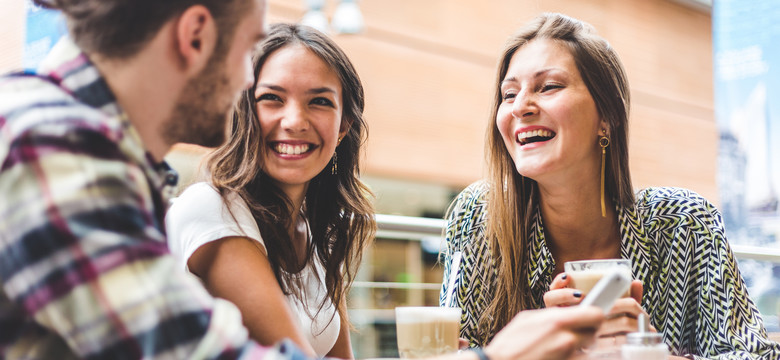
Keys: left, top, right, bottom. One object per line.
{"left": 440, "top": 181, "right": 780, "bottom": 359}
{"left": 0, "top": 38, "right": 284, "bottom": 359}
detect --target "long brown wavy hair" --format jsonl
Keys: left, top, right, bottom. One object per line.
{"left": 479, "top": 13, "right": 634, "bottom": 342}
{"left": 206, "top": 23, "right": 375, "bottom": 324}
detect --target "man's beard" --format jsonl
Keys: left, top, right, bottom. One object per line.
{"left": 162, "top": 55, "right": 236, "bottom": 148}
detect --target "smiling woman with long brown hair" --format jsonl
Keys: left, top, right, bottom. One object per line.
{"left": 439, "top": 12, "right": 779, "bottom": 359}
{"left": 165, "top": 23, "right": 374, "bottom": 358}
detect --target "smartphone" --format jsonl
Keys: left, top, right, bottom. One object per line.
{"left": 578, "top": 269, "right": 632, "bottom": 313}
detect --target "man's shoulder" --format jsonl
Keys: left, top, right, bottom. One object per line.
{"left": 0, "top": 73, "right": 121, "bottom": 149}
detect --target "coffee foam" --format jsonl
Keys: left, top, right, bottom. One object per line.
{"left": 395, "top": 307, "right": 461, "bottom": 323}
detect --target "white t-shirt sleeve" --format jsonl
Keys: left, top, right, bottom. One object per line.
{"left": 165, "top": 182, "right": 266, "bottom": 269}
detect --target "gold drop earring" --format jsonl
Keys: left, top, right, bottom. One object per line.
{"left": 332, "top": 137, "right": 342, "bottom": 175}
{"left": 599, "top": 132, "right": 610, "bottom": 217}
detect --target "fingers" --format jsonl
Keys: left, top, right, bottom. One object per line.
{"left": 597, "top": 313, "right": 639, "bottom": 337}
{"left": 594, "top": 333, "right": 628, "bottom": 349}
{"left": 544, "top": 288, "right": 584, "bottom": 307}
{"left": 545, "top": 308, "right": 604, "bottom": 357}
{"left": 607, "top": 297, "right": 644, "bottom": 318}
{"left": 550, "top": 272, "right": 572, "bottom": 290}
{"left": 488, "top": 307, "right": 605, "bottom": 360}
{"left": 458, "top": 338, "right": 469, "bottom": 349}
{"left": 630, "top": 280, "right": 643, "bottom": 304}
{"left": 548, "top": 306, "right": 605, "bottom": 331}
{"left": 545, "top": 273, "right": 580, "bottom": 307}
{"left": 597, "top": 298, "right": 651, "bottom": 337}
{"left": 502, "top": 307, "right": 604, "bottom": 336}
{"left": 544, "top": 328, "right": 594, "bottom": 359}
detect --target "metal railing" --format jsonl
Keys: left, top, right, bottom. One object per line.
{"left": 352, "top": 214, "right": 780, "bottom": 292}
{"left": 373, "top": 213, "right": 780, "bottom": 263}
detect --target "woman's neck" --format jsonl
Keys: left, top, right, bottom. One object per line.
{"left": 279, "top": 182, "right": 307, "bottom": 238}
{"left": 282, "top": 183, "right": 310, "bottom": 265}
{"left": 537, "top": 177, "right": 622, "bottom": 270}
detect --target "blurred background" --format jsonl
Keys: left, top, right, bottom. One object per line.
{"left": 2, "top": 0, "right": 779, "bottom": 357}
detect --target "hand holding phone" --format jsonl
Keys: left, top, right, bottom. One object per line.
{"left": 578, "top": 269, "right": 632, "bottom": 313}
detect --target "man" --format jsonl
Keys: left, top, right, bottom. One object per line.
{"left": 0, "top": 1, "right": 274, "bottom": 358}
{"left": 0, "top": 1, "right": 603, "bottom": 359}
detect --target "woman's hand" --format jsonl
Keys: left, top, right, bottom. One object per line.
{"left": 545, "top": 275, "right": 654, "bottom": 341}
{"left": 543, "top": 273, "right": 582, "bottom": 307}
{"left": 484, "top": 306, "right": 604, "bottom": 360}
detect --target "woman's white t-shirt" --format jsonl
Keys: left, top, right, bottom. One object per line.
{"left": 165, "top": 182, "right": 340, "bottom": 356}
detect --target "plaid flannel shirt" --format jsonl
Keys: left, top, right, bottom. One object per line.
{"left": 0, "top": 38, "right": 304, "bottom": 360}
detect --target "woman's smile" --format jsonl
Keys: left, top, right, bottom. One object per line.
{"left": 269, "top": 141, "right": 319, "bottom": 158}
{"left": 515, "top": 127, "right": 557, "bottom": 147}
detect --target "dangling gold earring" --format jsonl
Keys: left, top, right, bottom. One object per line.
{"left": 332, "top": 137, "right": 342, "bottom": 175}
{"left": 331, "top": 151, "right": 338, "bottom": 175}
{"left": 599, "top": 134, "right": 610, "bottom": 217}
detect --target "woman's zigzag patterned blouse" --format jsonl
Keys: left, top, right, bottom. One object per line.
{"left": 439, "top": 182, "right": 780, "bottom": 359}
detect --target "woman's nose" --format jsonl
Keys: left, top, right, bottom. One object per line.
{"left": 511, "top": 91, "right": 538, "bottom": 119}
{"left": 281, "top": 103, "right": 310, "bottom": 132}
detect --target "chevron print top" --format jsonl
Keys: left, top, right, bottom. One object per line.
{"left": 439, "top": 181, "right": 780, "bottom": 359}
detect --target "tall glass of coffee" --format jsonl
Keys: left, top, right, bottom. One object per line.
{"left": 395, "top": 306, "right": 461, "bottom": 358}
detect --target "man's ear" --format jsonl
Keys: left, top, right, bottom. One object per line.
{"left": 175, "top": 5, "right": 217, "bottom": 75}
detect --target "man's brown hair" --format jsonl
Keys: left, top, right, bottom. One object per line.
{"left": 33, "top": 0, "right": 251, "bottom": 59}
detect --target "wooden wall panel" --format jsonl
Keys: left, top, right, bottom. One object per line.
{"left": 334, "top": 35, "right": 494, "bottom": 186}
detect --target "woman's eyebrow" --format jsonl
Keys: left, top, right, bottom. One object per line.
{"left": 307, "top": 87, "right": 337, "bottom": 95}
{"left": 256, "top": 83, "right": 286, "bottom": 92}
{"left": 501, "top": 68, "right": 565, "bottom": 87}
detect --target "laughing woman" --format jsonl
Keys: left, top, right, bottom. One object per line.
{"left": 439, "top": 13, "right": 780, "bottom": 359}
{"left": 166, "top": 24, "right": 374, "bottom": 358}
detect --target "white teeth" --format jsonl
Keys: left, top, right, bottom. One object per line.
{"left": 274, "top": 143, "right": 311, "bottom": 155}
{"left": 516, "top": 129, "right": 554, "bottom": 143}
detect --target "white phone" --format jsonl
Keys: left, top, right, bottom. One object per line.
{"left": 578, "top": 269, "right": 632, "bottom": 313}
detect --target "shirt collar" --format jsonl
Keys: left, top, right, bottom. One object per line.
{"left": 527, "top": 199, "right": 653, "bottom": 307}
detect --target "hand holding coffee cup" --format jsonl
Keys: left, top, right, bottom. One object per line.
{"left": 544, "top": 259, "right": 634, "bottom": 307}
{"left": 544, "top": 259, "right": 653, "bottom": 350}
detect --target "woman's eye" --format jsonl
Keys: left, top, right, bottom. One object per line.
{"left": 311, "top": 97, "right": 335, "bottom": 107}
{"left": 256, "top": 93, "right": 281, "bottom": 102}
{"left": 541, "top": 84, "right": 563, "bottom": 92}
{"left": 502, "top": 92, "right": 517, "bottom": 101}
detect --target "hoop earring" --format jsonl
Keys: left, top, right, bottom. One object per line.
{"left": 599, "top": 135, "right": 610, "bottom": 217}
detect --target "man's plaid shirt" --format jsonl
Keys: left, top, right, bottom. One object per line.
{"left": 0, "top": 38, "right": 302, "bottom": 360}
